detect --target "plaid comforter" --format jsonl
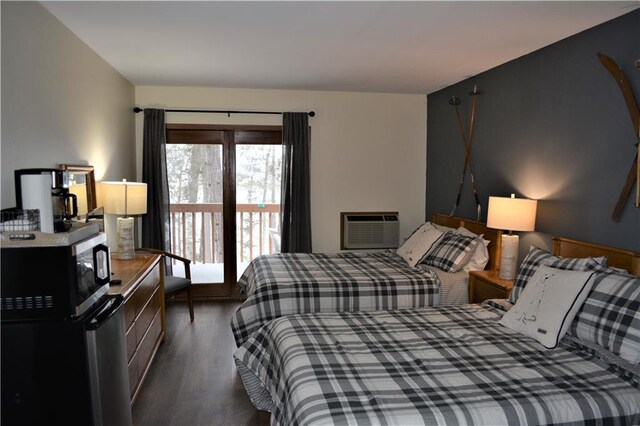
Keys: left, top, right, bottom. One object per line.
{"left": 234, "top": 304, "right": 640, "bottom": 425}
{"left": 231, "top": 251, "right": 440, "bottom": 346}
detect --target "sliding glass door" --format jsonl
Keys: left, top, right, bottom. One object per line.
{"left": 166, "top": 142, "right": 225, "bottom": 284}
{"left": 236, "top": 136, "right": 282, "bottom": 276}
{"left": 165, "top": 125, "right": 282, "bottom": 298}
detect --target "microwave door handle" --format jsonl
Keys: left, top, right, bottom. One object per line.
{"left": 93, "top": 244, "right": 111, "bottom": 285}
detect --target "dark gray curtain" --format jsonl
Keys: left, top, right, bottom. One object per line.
{"left": 281, "top": 112, "right": 312, "bottom": 253}
{"left": 141, "top": 109, "right": 172, "bottom": 272}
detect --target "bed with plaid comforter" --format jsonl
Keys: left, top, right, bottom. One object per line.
{"left": 234, "top": 303, "right": 640, "bottom": 425}
{"left": 231, "top": 251, "right": 441, "bottom": 346}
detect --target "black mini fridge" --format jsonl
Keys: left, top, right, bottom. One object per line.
{"left": 1, "top": 295, "right": 133, "bottom": 426}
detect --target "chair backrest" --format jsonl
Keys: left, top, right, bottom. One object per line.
{"left": 269, "top": 228, "right": 281, "bottom": 253}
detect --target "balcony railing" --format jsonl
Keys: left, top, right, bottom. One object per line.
{"left": 169, "top": 203, "right": 280, "bottom": 264}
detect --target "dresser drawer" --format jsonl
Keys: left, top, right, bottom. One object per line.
{"left": 125, "top": 262, "right": 161, "bottom": 330}
{"left": 126, "top": 325, "right": 137, "bottom": 361}
{"left": 111, "top": 253, "right": 165, "bottom": 405}
{"left": 128, "top": 358, "right": 139, "bottom": 398}
{"left": 127, "top": 309, "right": 162, "bottom": 399}
{"left": 134, "top": 287, "right": 161, "bottom": 348}
{"left": 124, "top": 263, "right": 161, "bottom": 359}
{"left": 136, "top": 309, "right": 162, "bottom": 381}
{"left": 131, "top": 264, "right": 160, "bottom": 317}
{"left": 124, "top": 298, "right": 137, "bottom": 333}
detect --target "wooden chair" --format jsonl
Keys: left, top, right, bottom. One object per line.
{"left": 136, "top": 248, "right": 194, "bottom": 321}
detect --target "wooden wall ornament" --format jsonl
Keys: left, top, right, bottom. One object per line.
{"left": 597, "top": 53, "right": 640, "bottom": 222}
{"left": 449, "top": 84, "right": 482, "bottom": 221}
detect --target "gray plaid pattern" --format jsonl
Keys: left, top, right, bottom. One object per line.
{"left": 509, "top": 247, "right": 605, "bottom": 304}
{"left": 570, "top": 271, "right": 640, "bottom": 364}
{"left": 421, "top": 231, "right": 478, "bottom": 272}
{"left": 234, "top": 304, "right": 640, "bottom": 425}
{"left": 231, "top": 251, "right": 440, "bottom": 346}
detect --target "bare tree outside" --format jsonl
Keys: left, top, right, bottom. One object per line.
{"left": 237, "top": 145, "right": 281, "bottom": 260}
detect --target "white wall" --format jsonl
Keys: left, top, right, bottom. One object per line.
{"left": 1, "top": 1, "right": 135, "bottom": 205}
{"left": 135, "top": 86, "right": 426, "bottom": 252}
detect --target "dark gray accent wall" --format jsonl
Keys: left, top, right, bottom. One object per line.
{"left": 426, "top": 10, "right": 640, "bottom": 256}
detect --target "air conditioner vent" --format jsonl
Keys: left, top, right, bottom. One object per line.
{"left": 1, "top": 295, "right": 53, "bottom": 311}
{"left": 341, "top": 212, "right": 399, "bottom": 250}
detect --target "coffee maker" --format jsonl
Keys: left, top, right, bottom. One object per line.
{"left": 15, "top": 169, "right": 78, "bottom": 233}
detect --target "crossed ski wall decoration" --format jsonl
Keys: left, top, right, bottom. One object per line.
{"left": 597, "top": 52, "right": 640, "bottom": 222}
{"left": 449, "top": 84, "right": 482, "bottom": 222}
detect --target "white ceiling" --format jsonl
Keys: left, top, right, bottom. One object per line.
{"left": 42, "top": 1, "right": 637, "bottom": 94}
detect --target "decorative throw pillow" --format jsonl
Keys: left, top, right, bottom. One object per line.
{"left": 463, "top": 239, "right": 490, "bottom": 272}
{"left": 455, "top": 227, "right": 490, "bottom": 272}
{"left": 499, "top": 265, "right": 596, "bottom": 349}
{"left": 569, "top": 271, "right": 640, "bottom": 364}
{"left": 396, "top": 222, "right": 444, "bottom": 267}
{"left": 509, "top": 246, "right": 606, "bottom": 304}
{"left": 420, "top": 231, "right": 479, "bottom": 273}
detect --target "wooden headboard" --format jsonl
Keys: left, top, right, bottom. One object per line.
{"left": 431, "top": 213, "right": 502, "bottom": 271}
{"left": 553, "top": 237, "right": 640, "bottom": 276}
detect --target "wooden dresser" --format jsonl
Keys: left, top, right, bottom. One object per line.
{"left": 109, "top": 253, "right": 165, "bottom": 404}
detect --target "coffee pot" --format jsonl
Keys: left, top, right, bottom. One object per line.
{"left": 15, "top": 169, "right": 78, "bottom": 233}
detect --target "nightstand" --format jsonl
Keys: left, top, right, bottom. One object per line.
{"left": 468, "top": 270, "right": 514, "bottom": 304}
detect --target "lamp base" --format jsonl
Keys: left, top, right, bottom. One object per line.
{"left": 117, "top": 217, "right": 135, "bottom": 260}
{"left": 499, "top": 234, "right": 519, "bottom": 280}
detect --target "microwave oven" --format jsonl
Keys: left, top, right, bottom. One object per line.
{"left": 1, "top": 233, "right": 111, "bottom": 321}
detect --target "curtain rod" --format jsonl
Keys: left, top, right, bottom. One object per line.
{"left": 133, "top": 107, "right": 315, "bottom": 117}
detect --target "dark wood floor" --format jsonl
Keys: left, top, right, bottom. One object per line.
{"left": 132, "top": 300, "right": 262, "bottom": 426}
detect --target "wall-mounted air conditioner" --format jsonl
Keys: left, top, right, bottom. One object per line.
{"left": 340, "top": 212, "right": 399, "bottom": 250}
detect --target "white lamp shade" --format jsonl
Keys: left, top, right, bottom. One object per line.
{"left": 69, "top": 183, "right": 88, "bottom": 216}
{"left": 99, "top": 181, "right": 147, "bottom": 216}
{"left": 487, "top": 195, "right": 537, "bottom": 232}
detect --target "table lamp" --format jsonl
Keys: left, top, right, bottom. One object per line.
{"left": 486, "top": 194, "right": 538, "bottom": 280}
{"left": 100, "top": 180, "right": 147, "bottom": 260}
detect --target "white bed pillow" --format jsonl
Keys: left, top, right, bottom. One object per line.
{"left": 463, "top": 240, "right": 490, "bottom": 272}
{"left": 499, "top": 265, "right": 596, "bottom": 349}
{"left": 396, "top": 222, "right": 444, "bottom": 267}
{"left": 456, "top": 227, "right": 490, "bottom": 272}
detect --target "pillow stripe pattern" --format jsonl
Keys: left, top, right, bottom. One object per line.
{"left": 509, "top": 247, "right": 605, "bottom": 304}
{"left": 421, "top": 232, "right": 479, "bottom": 273}
{"left": 569, "top": 272, "right": 640, "bottom": 364}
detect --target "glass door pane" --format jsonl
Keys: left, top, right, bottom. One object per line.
{"left": 166, "top": 143, "right": 224, "bottom": 284}
{"left": 236, "top": 144, "right": 282, "bottom": 276}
